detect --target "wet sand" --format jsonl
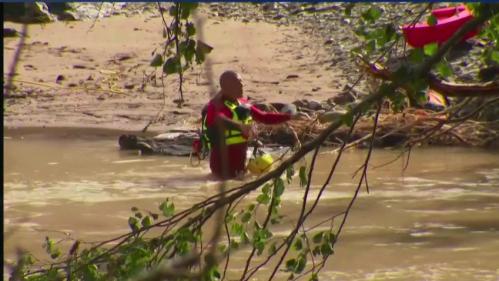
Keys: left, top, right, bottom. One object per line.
{"left": 4, "top": 9, "right": 344, "bottom": 133}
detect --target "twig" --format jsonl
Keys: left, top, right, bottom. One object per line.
{"left": 5, "top": 24, "right": 28, "bottom": 97}
{"left": 266, "top": 146, "right": 320, "bottom": 281}
{"left": 221, "top": 203, "right": 233, "bottom": 281}
{"left": 174, "top": 4, "right": 184, "bottom": 108}
{"left": 239, "top": 176, "right": 280, "bottom": 281}
{"left": 87, "top": 2, "right": 104, "bottom": 33}
{"left": 335, "top": 102, "right": 382, "bottom": 240}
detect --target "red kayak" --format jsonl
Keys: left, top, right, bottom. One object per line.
{"left": 402, "top": 5, "right": 478, "bottom": 48}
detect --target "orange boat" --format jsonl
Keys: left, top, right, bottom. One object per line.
{"left": 402, "top": 5, "right": 478, "bottom": 48}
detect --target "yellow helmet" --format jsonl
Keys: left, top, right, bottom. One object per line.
{"left": 247, "top": 153, "right": 274, "bottom": 174}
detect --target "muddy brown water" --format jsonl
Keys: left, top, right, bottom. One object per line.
{"left": 4, "top": 128, "right": 499, "bottom": 280}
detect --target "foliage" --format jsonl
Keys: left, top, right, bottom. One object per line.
{"left": 347, "top": 3, "right": 498, "bottom": 110}
{"left": 11, "top": 168, "right": 311, "bottom": 281}
{"left": 150, "top": 3, "right": 213, "bottom": 107}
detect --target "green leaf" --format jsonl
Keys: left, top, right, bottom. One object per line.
{"left": 491, "top": 50, "right": 499, "bottom": 63}
{"left": 274, "top": 178, "right": 285, "bottom": 197}
{"left": 415, "top": 90, "right": 428, "bottom": 105}
{"left": 241, "top": 231, "right": 250, "bottom": 244}
{"left": 197, "top": 40, "right": 213, "bottom": 54}
{"left": 254, "top": 220, "right": 262, "bottom": 231}
{"left": 294, "top": 238, "right": 303, "bottom": 251}
{"left": 45, "top": 268, "right": 63, "bottom": 281}
{"left": 309, "top": 273, "right": 319, "bottom": 281}
{"left": 361, "top": 7, "right": 382, "bottom": 23}
{"left": 371, "top": 28, "right": 387, "bottom": 47}
{"left": 354, "top": 25, "right": 368, "bottom": 37}
{"left": 423, "top": 42, "right": 438, "bottom": 56}
{"left": 312, "top": 232, "right": 323, "bottom": 244}
{"left": 218, "top": 244, "right": 227, "bottom": 254}
{"left": 241, "top": 212, "right": 252, "bottom": 223}
{"left": 286, "top": 165, "right": 295, "bottom": 183}
{"left": 82, "top": 264, "right": 100, "bottom": 281}
{"left": 378, "top": 83, "right": 395, "bottom": 100}
{"left": 212, "top": 268, "right": 221, "bottom": 280}
{"left": 344, "top": 3, "right": 355, "bottom": 16}
{"left": 255, "top": 240, "right": 265, "bottom": 255}
{"left": 163, "top": 57, "right": 181, "bottom": 75}
{"left": 388, "top": 90, "right": 407, "bottom": 112}
{"left": 436, "top": 61, "right": 453, "bottom": 78}
{"left": 179, "top": 39, "right": 196, "bottom": 65}
{"left": 44, "top": 236, "right": 54, "bottom": 254}
{"left": 169, "top": 5, "right": 178, "bottom": 17}
{"left": 186, "top": 22, "right": 196, "bottom": 36}
{"left": 383, "top": 24, "right": 396, "bottom": 43}
{"left": 231, "top": 240, "right": 240, "bottom": 250}
{"left": 312, "top": 245, "right": 321, "bottom": 256}
{"left": 295, "top": 256, "right": 306, "bottom": 273}
{"left": 231, "top": 223, "right": 243, "bottom": 236}
{"left": 141, "top": 216, "right": 153, "bottom": 228}
{"left": 326, "top": 232, "right": 336, "bottom": 246}
{"left": 50, "top": 249, "right": 61, "bottom": 259}
{"left": 262, "top": 228, "right": 272, "bottom": 239}
{"left": 299, "top": 166, "right": 308, "bottom": 187}
{"left": 128, "top": 216, "right": 141, "bottom": 232}
{"left": 342, "top": 111, "right": 354, "bottom": 127}
{"left": 409, "top": 48, "right": 425, "bottom": 63}
{"left": 393, "top": 64, "right": 411, "bottom": 82}
{"left": 159, "top": 199, "right": 175, "bottom": 217}
{"left": 248, "top": 204, "right": 256, "bottom": 212}
{"left": 195, "top": 40, "right": 213, "bottom": 64}
{"left": 269, "top": 242, "right": 278, "bottom": 255}
{"left": 180, "top": 3, "right": 198, "bottom": 19}
{"left": 262, "top": 183, "right": 271, "bottom": 195}
{"left": 150, "top": 212, "right": 159, "bottom": 220}
{"left": 185, "top": 41, "right": 196, "bottom": 65}
{"left": 427, "top": 15, "right": 437, "bottom": 26}
{"left": 150, "top": 53, "right": 163, "bottom": 67}
{"left": 366, "top": 39, "right": 376, "bottom": 52}
{"left": 225, "top": 212, "right": 235, "bottom": 223}
{"left": 408, "top": 78, "right": 428, "bottom": 95}
{"left": 257, "top": 194, "right": 271, "bottom": 205}
{"left": 320, "top": 243, "right": 334, "bottom": 257}
{"left": 21, "top": 254, "right": 35, "bottom": 266}
{"left": 285, "top": 258, "right": 297, "bottom": 272}
{"left": 177, "top": 227, "right": 197, "bottom": 242}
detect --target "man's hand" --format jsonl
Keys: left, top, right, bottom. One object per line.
{"left": 240, "top": 124, "right": 254, "bottom": 139}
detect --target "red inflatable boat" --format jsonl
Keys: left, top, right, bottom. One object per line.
{"left": 402, "top": 5, "right": 478, "bottom": 48}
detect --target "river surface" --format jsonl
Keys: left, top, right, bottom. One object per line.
{"left": 4, "top": 128, "right": 499, "bottom": 281}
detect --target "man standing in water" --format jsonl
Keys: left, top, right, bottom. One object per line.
{"left": 203, "top": 70, "right": 293, "bottom": 179}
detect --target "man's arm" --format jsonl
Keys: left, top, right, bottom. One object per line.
{"left": 250, "top": 105, "right": 291, "bottom": 125}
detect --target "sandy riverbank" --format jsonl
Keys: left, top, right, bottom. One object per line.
{"left": 4, "top": 7, "right": 345, "bottom": 134}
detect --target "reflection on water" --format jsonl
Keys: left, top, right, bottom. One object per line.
{"left": 4, "top": 129, "right": 499, "bottom": 280}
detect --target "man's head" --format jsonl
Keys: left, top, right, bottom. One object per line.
{"left": 219, "top": 70, "right": 243, "bottom": 100}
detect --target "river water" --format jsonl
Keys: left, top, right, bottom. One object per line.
{"left": 4, "top": 128, "right": 499, "bottom": 280}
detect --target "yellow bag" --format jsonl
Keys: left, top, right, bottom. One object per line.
{"left": 247, "top": 153, "right": 274, "bottom": 174}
